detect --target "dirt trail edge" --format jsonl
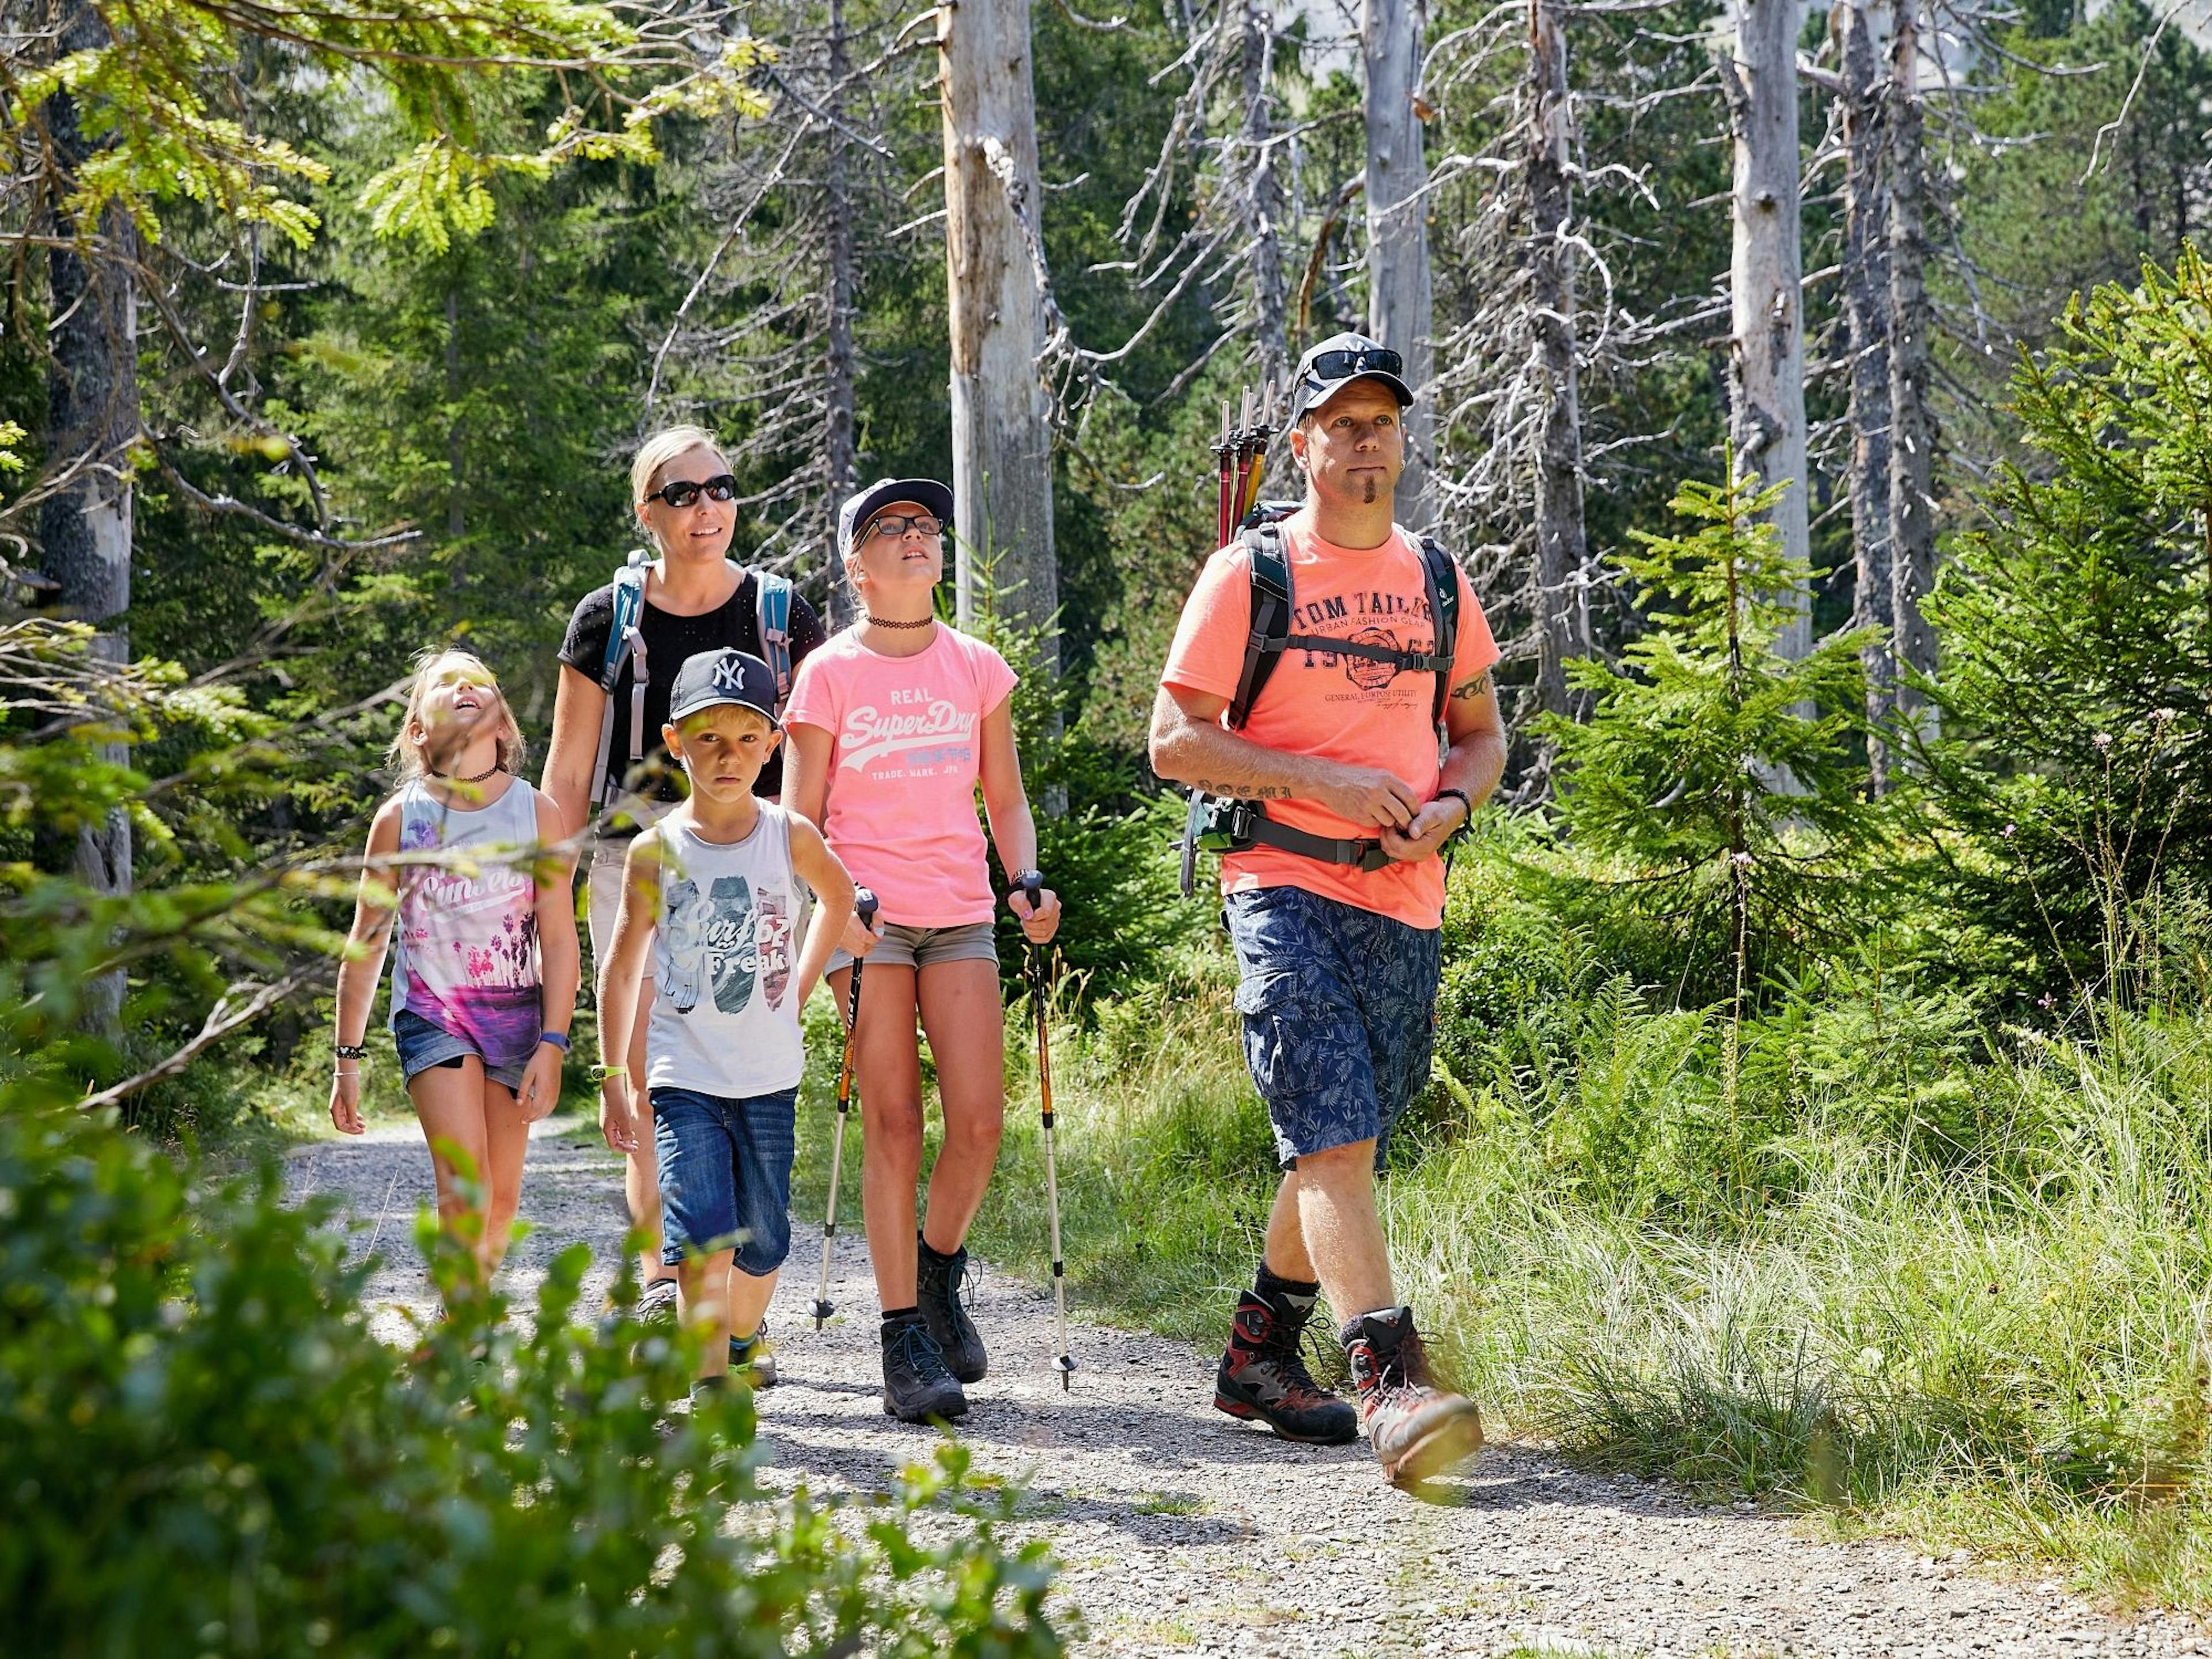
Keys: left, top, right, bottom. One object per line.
{"left": 289, "top": 1120, "right": 2207, "bottom": 1659}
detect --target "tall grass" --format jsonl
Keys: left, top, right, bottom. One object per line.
{"left": 970, "top": 934, "right": 2212, "bottom": 1609}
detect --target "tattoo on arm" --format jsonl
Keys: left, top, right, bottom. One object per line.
{"left": 1192, "top": 780, "right": 1291, "bottom": 800}
{"left": 1450, "top": 672, "right": 1493, "bottom": 702}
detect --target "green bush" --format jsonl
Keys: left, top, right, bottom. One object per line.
{"left": 0, "top": 1105, "right": 1062, "bottom": 1657}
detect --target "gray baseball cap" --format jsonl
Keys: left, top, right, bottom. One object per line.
{"left": 668, "top": 648, "right": 781, "bottom": 727}
{"left": 1285, "top": 332, "right": 1415, "bottom": 426}
{"left": 838, "top": 477, "right": 955, "bottom": 556}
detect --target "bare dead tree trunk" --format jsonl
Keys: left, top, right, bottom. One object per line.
{"left": 1528, "top": 0, "right": 1590, "bottom": 718}
{"left": 1721, "top": 0, "right": 1811, "bottom": 660}
{"left": 824, "top": 0, "right": 861, "bottom": 628}
{"left": 1241, "top": 0, "right": 1291, "bottom": 391}
{"left": 1836, "top": 0, "right": 1896, "bottom": 786}
{"left": 42, "top": 0, "right": 136, "bottom": 1032}
{"left": 940, "top": 0, "right": 1059, "bottom": 668}
{"left": 1362, "top": 0, "right": 1435, "bottom": 531}
{"left": 445, "top": 285, "right": 464, "bottom": 547}
{"left": 1887, "top": 0, "right": 1937, "bottom": 736}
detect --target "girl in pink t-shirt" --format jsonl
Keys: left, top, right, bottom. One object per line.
{"left": 783, "top": 477, "right": 1061, "bottom": 1423}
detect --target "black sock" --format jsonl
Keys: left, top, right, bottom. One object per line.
{"left": 881, "top": 1305, "right": 921, "bottom": 1330}
{"left": 917, "top": 1232, "right": 961, "bottom": 1264}
{"left": 1255, "top": 1262, "right": 1320, "bottom": 1319}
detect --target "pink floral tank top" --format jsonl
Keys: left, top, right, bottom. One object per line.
{"left": 388, "top": 777, "right": 541, "bottom": 1070}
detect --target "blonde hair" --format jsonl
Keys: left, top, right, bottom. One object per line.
{"left": 630, "top": 425, "right": 728, "bottom": 506}
{"left": 388, "top": 649, "right": 526, "bottom": 781}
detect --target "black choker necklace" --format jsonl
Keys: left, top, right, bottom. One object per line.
{"left": 863, "top": 614, "right": 935, "bottom": 631}
{"left": 430, "top": 762, "right": 503, "bottom": 784}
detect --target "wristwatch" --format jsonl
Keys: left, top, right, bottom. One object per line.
{"left": 1433, "top": 787, "right": 1474, "bottom": 836}
{"left": 592, "top": 1063, "right": 630, "bottom": 1084}
{"left": 539, "top": 1031, "right": 571, "bottom": 1052}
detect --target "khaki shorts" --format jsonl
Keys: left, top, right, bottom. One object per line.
{"left": 829, "top": 919, "right": 998, "bottom": 975}
{"left": 587, "top": 832, "right": 647, "bottom": 970}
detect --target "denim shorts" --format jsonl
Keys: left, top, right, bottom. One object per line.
{"left": 1224, "top": 886, "right": 1443, "bottom": 1173}
{"left": 650, "top": 1085, "right": 798, "bottom": 1275}
{"left": 391, "top": 1006, "right": 529, "bottom": 1092}
{"left": 827, "top": 918, "right": 998, "bottom": 975}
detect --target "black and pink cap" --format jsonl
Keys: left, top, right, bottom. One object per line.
{"left": 838, "top": 477, "right": 955, "bottom": 556}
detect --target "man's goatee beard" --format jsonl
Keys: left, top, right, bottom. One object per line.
{"left": 1362, "top": 477, "right": 1378, "bottom": 505}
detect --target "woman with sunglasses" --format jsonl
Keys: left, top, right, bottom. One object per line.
{"left": 544, "top": 425, "right": 825, "bottom": 1360}
{"left": 783, "top": 477, "right": 1061, "bottom": 1423}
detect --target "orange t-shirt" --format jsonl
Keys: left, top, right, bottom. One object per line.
{"left": 1160, "top": 517, "right": 1500, "bottom": 931}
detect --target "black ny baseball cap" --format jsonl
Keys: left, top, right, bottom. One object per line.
{"left": 1285, "top": 331, "right": 1415, "bottom": 426}
{"left": 838, "top": 477, "right": 955, "bottom": 555}
{"left": 668, "top": 648, "right": 781, "bottom": 727}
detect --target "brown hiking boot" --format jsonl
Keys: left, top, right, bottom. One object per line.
{"left": 1342, "top": 1306, "right": 1484, "bottom": 1486}
{"left": 1214, "top": 1289, "right": 1359, "bottom": 1444}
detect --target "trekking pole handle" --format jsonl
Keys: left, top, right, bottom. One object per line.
{"left": 856, "top": 886, "right": 878, "bottom": 928}
{"left": 1020, "top": 871, "right": 1042, "bottom": 911}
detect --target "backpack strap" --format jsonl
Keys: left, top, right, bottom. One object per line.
{"left": 1418, "top": 534, "right": 1460, "bottom": 730}
{"left": 755, "top": 571, "right": 793, "bottom": 706}
{"left": 590, "top": 550, "right": 654, "bottom": 819}
{"left": 1226, "top": 521, "right": 1293, "bottom": 730}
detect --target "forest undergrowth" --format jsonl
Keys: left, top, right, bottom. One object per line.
{"left": 963, "top": 828, "right": 2212, "bottom": 1613}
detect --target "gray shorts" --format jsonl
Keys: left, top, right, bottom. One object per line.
{"left": 830, "top": 919, "right": 998, "bottom": 974}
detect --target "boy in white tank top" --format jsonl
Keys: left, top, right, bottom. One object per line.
{"left": 596, "top": 649, "right": 857, "bottom": 1401}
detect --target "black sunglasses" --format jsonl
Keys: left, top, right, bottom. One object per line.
{"left": 868, "top": 513, "right": 943, "bottom": 538}
{"left": 648, "top": 473, "right": 738, "bottom": 509}
{"left": 1302, "top": 346, "right": 1403, "bottom": 382}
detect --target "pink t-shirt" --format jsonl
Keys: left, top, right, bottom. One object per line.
{"left": 785, "top": 624, "right": 1020, "bottom": 927}
{"left": 1161, "top": 517, "right": 1500, "bottom": 931}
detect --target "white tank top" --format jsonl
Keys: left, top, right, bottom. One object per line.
{"left": 646, "top": 805, "right": 808, "bottom": 1096}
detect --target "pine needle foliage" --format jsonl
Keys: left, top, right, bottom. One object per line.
{"left": 1544, "top": 468, "right": 1883, "bottom": 1001}
{"left": 1926, "top": 243, "right": 2212, "bottom": 1001}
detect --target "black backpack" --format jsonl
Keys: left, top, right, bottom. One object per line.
{"left": 1177, "top": 505, "right": 1462, "bottom": 897}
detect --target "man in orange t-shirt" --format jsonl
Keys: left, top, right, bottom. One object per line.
{"left": 1150, "top": 332, "right": 1506, "bottom": 1488}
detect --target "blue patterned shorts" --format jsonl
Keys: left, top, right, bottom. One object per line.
{"left": 1224, "top": 886, "right": 1442, "bottom": 1173}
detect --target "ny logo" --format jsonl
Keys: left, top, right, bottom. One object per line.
{"left": 713, "top": 656, "right": 749, "bottom": 695}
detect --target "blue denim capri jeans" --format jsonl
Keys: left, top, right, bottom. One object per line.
{"left": 650, "top": 1085, "right": 798, "bottom": 1275}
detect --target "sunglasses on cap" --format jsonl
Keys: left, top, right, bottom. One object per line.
{"left": 866, "top": 513, "right": 943, "bottom": 539}
{"left": 646, "top": 474, "right": 739, "bottom": 510}
{"left": 1301, "top": 344, "right": 1404, "bottom": 382}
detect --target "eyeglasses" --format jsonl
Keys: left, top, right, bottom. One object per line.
{"left": 647, "top": 474, "right": 738, "bottom": 510}
{"left": 868, "top": 514, "right": 942, "bottom": 539}
{"left": 1302, "top": 345, "right": 1404, "bottom": 382}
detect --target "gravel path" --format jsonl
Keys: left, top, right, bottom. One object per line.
{"left": 289, "top": 1118, "right": 2211, "bottom": 1659}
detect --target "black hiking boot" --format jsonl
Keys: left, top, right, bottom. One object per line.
{"left": 1342, "top": 1307, "right": 1484, "bottom": 1487}
{"left": 916, "top": 1233, "right": 989, "bottom": 1384}
{"left": 881, "top": 1312, "right": 969, "bottom": 1423}
{"left": 1214, "top": 1289, "right": 1359, "bottom": 1444}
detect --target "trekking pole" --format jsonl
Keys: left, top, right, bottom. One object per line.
{"left": 813, "top": 887, "right": 878, "bottom": 1330}
{"left": 1021, "top": 872, "right": 1075, "bottom": 1390}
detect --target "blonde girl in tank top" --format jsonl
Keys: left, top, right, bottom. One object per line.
{"left": 329, "top": 650, "right": 580, "bottom": 1296}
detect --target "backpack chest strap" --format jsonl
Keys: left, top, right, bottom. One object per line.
{"left": 1266, "top": 632, "right": 1454, "bottom": 675}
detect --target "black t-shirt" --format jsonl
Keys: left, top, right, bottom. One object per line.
{"left": 559, "top": 569, "right": 825, "bottom": 811}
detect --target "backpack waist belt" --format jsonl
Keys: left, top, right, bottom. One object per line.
{"left": 1199, "top": 798, "right": 1395, "bottom": 874}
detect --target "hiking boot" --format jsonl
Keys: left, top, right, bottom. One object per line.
{"left": 881, "top": 1313, "right": 969, "bottom": 1422}
{"left": 916, "top": 1233, "right": 988, "bottom": 1384}
{"left": 1342, "top": 1307, "right": 1484, "bottom": 1487}
{"left": 1214, "top": 1289, "right": 1358, "bottom": 1444}
{"left": 730, "top": 1319, "right": 778, "bottom": 1388}
{"left": 635, "top": 1276, "right": 679, "bottom": 1325}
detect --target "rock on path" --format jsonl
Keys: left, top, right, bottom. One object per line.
{"left": 288, "top": 1120, "right": 2210, "bottom": 1659}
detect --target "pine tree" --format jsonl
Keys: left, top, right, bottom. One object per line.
{"left": 1547, "top": 466, "right": 1880, "bottom": 1002}
{"left": 1926, "top": 243, "right": 2212, "bottom": 997}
